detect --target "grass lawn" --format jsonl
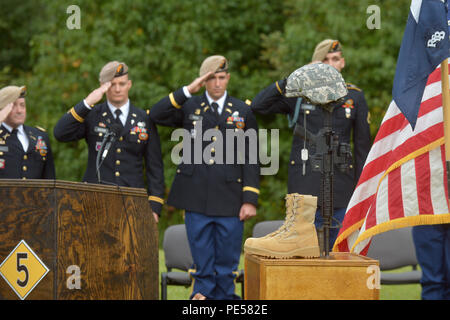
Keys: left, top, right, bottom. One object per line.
{"left": 158, "top": 249, "right": 421, "bottom": 300}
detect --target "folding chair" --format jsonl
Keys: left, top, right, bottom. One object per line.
{"left": 366, "top": 227, "right": 422, "bottom": 284}
{"left": 252, "top": 220, "right": 284, "bottom": 238}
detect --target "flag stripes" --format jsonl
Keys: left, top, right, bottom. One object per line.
{"left": 334, "top": 64, "right": 450, "bottom": 254}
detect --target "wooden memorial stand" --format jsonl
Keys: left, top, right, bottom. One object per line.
{"left": 245, "top": 252, "right": 380, "bottom": 300}
{"left": 0, "top": 179, "right": 158, "bottom": 300}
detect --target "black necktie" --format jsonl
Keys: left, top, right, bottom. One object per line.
{"left": 9, "top": 128, "right": 23, "bottom": 152}
{"left": 114, "top": 109, "right": 123, "bottom": 128}
{"left": 211, "top": 102, "right": 219, "bottom": 116}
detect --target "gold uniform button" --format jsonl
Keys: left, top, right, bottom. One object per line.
{"left": 209, "top": 159, "right": 215, "bottom": 165}
{"left": 116, "top": 160, "right": 121, "bottom": 165}
{"left": 22, "top": 177, "right": 27, "bottom": 180}
{"left": 177, "top": 169, "right": 181, "bottom": 173}
{"left": 23, "top": 155, "right": 28, "bottom": 160}
{"left": 115, "top": 171, "right": 120, "bottom": 177}
{"left": 0, "top": 152, "right": 3, "bottom": 156}
{"left": 22, "top": 166, "right": 27, "bottom": 171}
{"left": 116, "top": 148, "right": 121, "bottom": 153}
{"left": 119, "top": 137, "right": 123, "bottom": 141}
{"left": 291, "top": 160, "right": 295, "bottom": 165}
{"left": 215, "top": 125, "right": 219, "bottom": 129}
{"left": 237, "top": 178, "right": 242, "bottom": 183}
{"left": 212, "top": 137, "right": 217, "bottom": 142}
{"left": 211, "top": 148, "right": 215, "bottom": 153}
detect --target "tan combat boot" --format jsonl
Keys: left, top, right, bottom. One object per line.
{"left": 244, "top": 194, "right": 320, "bottom": 259}
{"left": 257, "top": 193, "right": 296, "bottom": 239}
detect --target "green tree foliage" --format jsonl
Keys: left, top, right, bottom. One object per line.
{"left": 0, "top": 0, "right": 412, "bottom": 241}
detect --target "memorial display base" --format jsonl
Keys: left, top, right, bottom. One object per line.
{"left": 244, "top": 252, "right": 379, "bottom": 300}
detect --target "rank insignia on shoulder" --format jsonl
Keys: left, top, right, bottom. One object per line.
{"left": 245, "top": 99, "right": 252, "bottom": 106}
{"left": 346, "top": 83, "right": 362, "bottom": 92}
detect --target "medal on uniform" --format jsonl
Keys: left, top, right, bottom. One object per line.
{"left": 36, "top": 136, "right": 48, "bottom": 156}
{"left": 342, "top": 99, "right": 354, "bottom": 119}
{"left": 0, "top": 159, "right": 5, "bottom": 169}
{"left": 236, "top": 121, "right": 245, "bottom": 129}
{"left": 139, "top": 132, "right": 148, "bottom": 141}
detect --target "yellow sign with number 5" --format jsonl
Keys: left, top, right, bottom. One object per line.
{"left": 0, "top": 240, "right": 49, "bottom": 300}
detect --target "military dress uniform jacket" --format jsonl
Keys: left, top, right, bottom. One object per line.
{"left": 251, "top": 79, "right": 371, "bottom": 208}
{"left": 149, "top": 88, "right": 260, "bottom": 217}
{"left": 0, "top": 125, "right": 55, "bottom": 179}
{"left": 53, "top": 101, "right": 165, "bottom": 214}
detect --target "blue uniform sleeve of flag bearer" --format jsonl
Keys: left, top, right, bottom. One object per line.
{"left": 392, "top": 0, "right": 450, "bottom": 130}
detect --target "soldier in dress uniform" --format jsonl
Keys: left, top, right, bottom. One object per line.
{"left": 251, "top": 39, "right": 371, "bottom": 250}
{"left": 0, "top": 85, "right": 55, "bottom": 179}
{"left": 149, "top": 55, "right": 260, "bottom": 300}
{"left": 53, "top": 61, "right": 165, "bottom": 221}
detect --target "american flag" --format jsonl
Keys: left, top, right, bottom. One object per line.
{"left": 333, "top": 0, "right": 450, "bottom": 255}
{"left": 333, "top": 64, "right": 450, "bottom": 254}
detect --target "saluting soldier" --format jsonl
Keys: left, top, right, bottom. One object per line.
{"left": 150, "top": 55, "right": 260, "bottom": 300}
{"left": 53, "top": 61, "right": 165, "bottom": 221}
{"left": 251, "top": 39, "right": 371, "bottom": 250}
{"left": 0, "top": 85, "right": 55, "bottom": 179}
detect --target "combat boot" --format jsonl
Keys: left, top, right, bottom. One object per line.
{"left": 244, "top": 194, "right": 320, "bottom": 259}
{"left": 259, "top": 193, "right": 297, "bottom": 239}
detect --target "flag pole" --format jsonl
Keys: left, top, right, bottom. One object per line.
{"left": 440, "top": 59, "right": 450, "bottom": 197}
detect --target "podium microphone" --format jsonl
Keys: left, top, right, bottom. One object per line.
{"left": 96, "top": 123, "right": 122, "bottom": 183}
{"left": 101, "top": 123, "right": 122, "bottom": 161}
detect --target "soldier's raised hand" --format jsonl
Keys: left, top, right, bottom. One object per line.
{"left": 0, "top": 102, "right": 13, "bottom": 123}
{"left": 187, "top": 71, "right": 213, "bottom": 94}
{"left": 85, "top": 82, "right": 111, "bottom": 106}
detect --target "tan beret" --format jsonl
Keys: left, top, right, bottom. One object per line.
{"left": 99, "top": 61, "right": 129, "bottom": 83}
{"left": 199, "top": 55, "right": 228, "bottom": 77}
{"left": 312, "top": 39, "right": 343, "bottom": 62}
{"left": 0, "top": 86, "right": 26, "bottom": 111}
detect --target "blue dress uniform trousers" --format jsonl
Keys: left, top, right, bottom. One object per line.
{"left": 185, "top": 212, "right": 243, "bottom": 300}
{"left": 412, "top": 224, "right": 450, "bottom": 300}
{"left": 314, "top": 208, "right": 346, "bottom": 250}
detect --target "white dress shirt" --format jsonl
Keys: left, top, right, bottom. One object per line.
{"left": 183, "top": 86, "right": 227, "bottom": 115}
{"left": 83, "top": 99, "right": 130, "bottom": 126}
{"left": 1, "top": 123, "right": 29, "bottom": 152}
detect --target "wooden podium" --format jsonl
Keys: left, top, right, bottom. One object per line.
{"left": 0, "top": 179, "right": 158, "bottom": 300}
{"left": 245, "top": 252, "right": 380, "bottom": 300}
